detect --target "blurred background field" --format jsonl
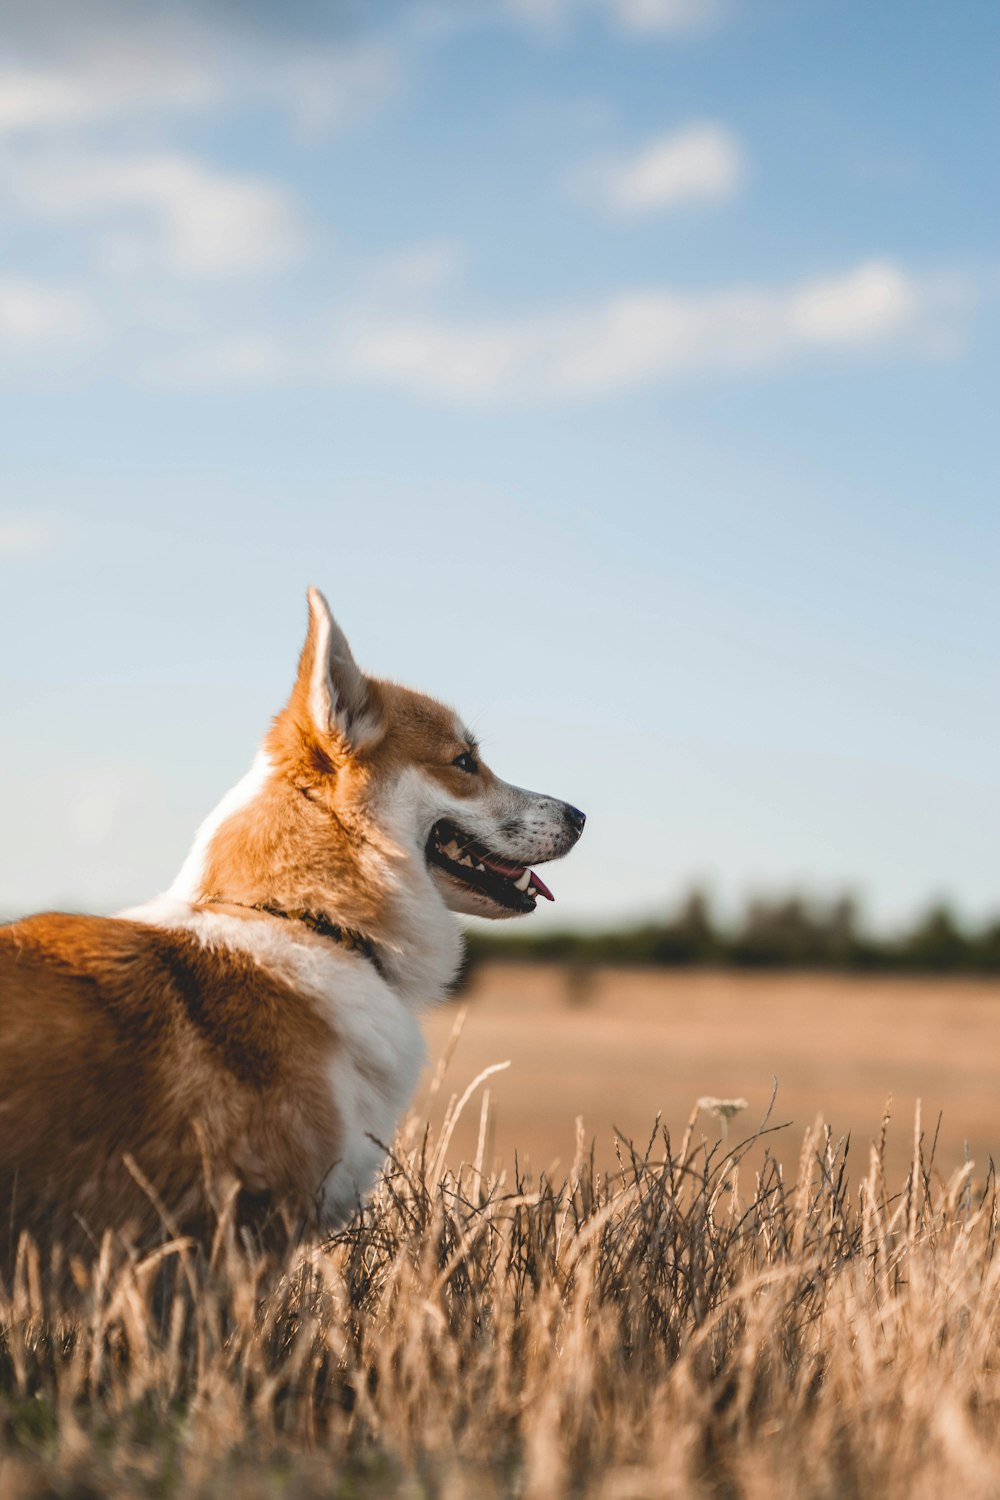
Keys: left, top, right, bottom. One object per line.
{"left": 420, "top": 963, "right": 1000, "bottom": 1186}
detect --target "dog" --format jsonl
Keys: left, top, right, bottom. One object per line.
{"left": 0, "top": 588, "right": 584, "bottom": 1259}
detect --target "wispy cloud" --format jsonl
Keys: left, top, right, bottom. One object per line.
{"left": 364, "top": 239, "right": 468, "bottom": 298}
{"left": 0, "top": 513, "right": 64, "bottom": 557}
{"left": 153, "top": 335, "right": 290, "bottom": 387}
{"left": 607, "top": 0, "right": 721, "bottom": 31}
{"left": 573, "top": 122, "right": 745, "bottom": 215}
{"left": 0, "top": 5, "right": 394, "bottom": 292}
{"left": 0, "top": 3, "right": 398, "bottom": 141}
{"left": 0, "top": 278, "right": 97, "bottom": 344}
{"left": 7, "top": 150, "right": 306, "bottom": 278}
{"left": 155, "top": 258, "right": 968, "bottom": 402}
{"left": 0, "top": 58, "right": 213, "bottom": 135}
{"left": 337, "top": 260, "right": 947, "bottom": 401}
{"left": 0, "top": 48, "right": 397, "bottom": 142}
{"left": 506, "top": 0, "right": 722, "bottom": 35}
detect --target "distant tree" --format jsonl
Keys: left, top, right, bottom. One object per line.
{"left": 460, "top": 887, "right": 1000, "bottom": 982}
{"left": 899, "top": 903, "right": 970, "bottom": 972}
{"left": 730, "top": 896, "right": 815, "bottom": 967}
{"left": 973, "top": 919, "right": 1000, "bottom": 972}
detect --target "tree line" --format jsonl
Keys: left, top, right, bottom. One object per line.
{"left": 463, "top": 891, "right": 1000, "bottom": 974}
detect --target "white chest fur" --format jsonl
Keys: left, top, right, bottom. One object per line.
{"left": 314, "top": 959, "right": 427, "bottom": 1225}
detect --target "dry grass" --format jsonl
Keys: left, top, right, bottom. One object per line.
{"left": 423, "top": 964, "right": 1000, "bottom": 1182}
{"left": 0, "top": 1058, "right": 999, "bottom": 1499}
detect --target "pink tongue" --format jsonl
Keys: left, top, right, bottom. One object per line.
{"left": 478, "top": 852, "right": 555, "bottom": 902}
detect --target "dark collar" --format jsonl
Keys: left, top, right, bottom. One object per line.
{"left": 214, "top": 901, "right": 387, "bottom": 980}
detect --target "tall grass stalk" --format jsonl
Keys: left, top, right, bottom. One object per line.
{"left": 0, "top": 1086, "right": 996, "bottom": 1498}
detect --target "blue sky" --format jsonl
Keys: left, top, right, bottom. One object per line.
{"left": 1, "top": 0, "right": 997, "bottom": 929}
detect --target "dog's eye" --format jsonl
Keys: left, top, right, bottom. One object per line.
{"left": 452, "top": 752, "right": 478, "bottom": 774}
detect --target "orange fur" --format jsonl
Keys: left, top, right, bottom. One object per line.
{"left": 201, "top": 678, "right": 490, "bottom": 935}
{"left": 0, "top": 913, "right": 337, "bottom": 1259}
{"left": 0, "top": 587, "right": 584, "bottom": 1265}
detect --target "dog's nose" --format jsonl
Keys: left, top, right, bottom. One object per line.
{"left": 564, "top": 804, "right": 586, "bottom": 836}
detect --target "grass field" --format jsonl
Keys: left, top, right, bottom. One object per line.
{"left": 1, "top": 963, "right": 999, "bottom": 1497}
{"left": 422, "top": 963, "right": 1000, "bottom": 1186}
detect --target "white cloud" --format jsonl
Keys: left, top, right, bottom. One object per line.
{"left": 10, "top": 151, "right": 305, "bottom": 277}
{"left": 0, "top": 5, "right": 397, "bottom": 141}
{"left": 608, "top": 0, "right": 721, "bottom": 31}
{"left": 364, "top": 239, "right": 468, "bottom": 297}
{"left": 348, "top": 321, "right": 531, "bottom": 400}
{"left": 338, "top": 259, "right": 942, "bottom": 401}
{"left": 0, "top": 513, "right": 63, "bottom": 558}
{"left": 271, "top": 44, "right": 399, "bottom": 140}
{"left": 153, "top": 335, "right": 290, "bottom": 387}
{"left": 503, "top": 0, "right": 574, "bottom": 25}
{"left": 506, "top": 0, "right": 721, "bottom": 33}
{"left": 0, "top": 277, "right": 96, "bottom": 343}
{"left": 0, "top": 44, "right": 396, "bottom": 142}
{"left": 576, "top": 123, "right": 745, "bottom": 215}
{"left": 788, "top": 261, "right": 917, "bottom": 346}
{"left": 0, "top": 57, "right": 214, "bottom": 134}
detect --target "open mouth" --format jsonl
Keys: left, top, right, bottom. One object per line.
{"left": 426, "top": 819, "right": 555, "bottom": 913}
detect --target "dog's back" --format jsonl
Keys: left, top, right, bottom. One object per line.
{"left": 0, "top": 913, "right": 339, "bottom": 1258}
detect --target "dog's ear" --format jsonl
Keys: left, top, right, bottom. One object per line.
{"left": 294, "top": 587, "right": 382, "bottom": 750}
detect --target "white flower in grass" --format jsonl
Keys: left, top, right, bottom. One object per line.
{"left": 697, "top": 1096, "right": 749, "bottom": 1121}
{"left": 697, "top": 1097, "right": 749, "bottom": 1151}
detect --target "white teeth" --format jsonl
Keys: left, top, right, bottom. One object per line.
{"left": 436, "top": 832, "right": 534, "bottom": 890}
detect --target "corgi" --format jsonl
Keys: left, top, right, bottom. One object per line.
{"left": 0, "top": 589, "right": 584, "bottom": 1259}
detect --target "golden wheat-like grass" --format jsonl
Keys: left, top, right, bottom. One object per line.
{"left": 0, "top": 1077, "right": 997, "bottom": 1499}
